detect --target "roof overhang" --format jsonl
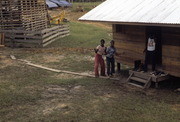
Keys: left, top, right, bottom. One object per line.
{"left": 79, "top": 0, "right": 180, "bottom": 28}
{"left": 79, "top": 19, "right": 180, "bottom": 28}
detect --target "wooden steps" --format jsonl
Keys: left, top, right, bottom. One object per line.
{"left": 126, "top": 70, "right": 169, "bottom": 89}
{"left": 127, "top": 72, "right": 152, "bottom": 89}
{"left": 128, "top": 83, "right": 144, "bottom": 89}
{"left": 130, "top": 76, "right": 147, "bottom": 84}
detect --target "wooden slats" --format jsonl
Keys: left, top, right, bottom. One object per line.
{"left": 162, "top": 45, "right": 180, "bottom": 58}
{"left": 114, "top": 25, "right": 146, "bottom": 66}
{"left": 0, "top": 0, "right": 48, "bottom": 31}
{"left": 42, "top": 30, "right": 69, "bottom": 43}
{"left": 4, "top": 25, "right": 70, "bottom": 47}
{"left": 115, "top": 41, "right": 145, "bottom": 52}
{"left": 162, "top": 27, "right": 180, "bottom": 46}
{"left": 161, "top": 27, "right": 180, "bottom": 77}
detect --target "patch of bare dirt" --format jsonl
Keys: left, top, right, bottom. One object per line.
{"left": 43, "top": 55, "right": 65, "bottom": 63}
{"left": 67, "top": 11, "right": 87, "bottom": 21}
{"left": 41, "top": 85, "right": 86, "bottom": 115}
{"left": 46, "top": 85, "right": 68, "bottom": 94}
{"left": 69, "top": 55, "right": 94, "bottom": 62}
{"left": 42, "top": 85, "right": 68, "bottom": 99}
{"left": 0, "top": 55, "right": 15, "bottom": 68}
{"left": 43, "top": 102, "right": 70, "bottom": 115}
{"left": 70, "top": 85, "right": 85, "bottom": 93}
{"left": 53, "top": 73, "right": 83, "bottom": 79}
{"left": 81, "top": 71, "right": 94, "bottom": 76}
{"left": 24, "top": 47, "right": 92, "bottom": 54}
{"left": 84, "top": 22, "right": 112, "bottom": 30}
{"left": 171, "top": 104, "right": 180, "bottom": 111}
{"left": 83, "top": 56, "right": 94, "bottom": 61}
{"left": 100, "top": 93, "right": 117, "bottom": 101}
{"left": 40, "top": 97, "right": 70, "bottom": 115}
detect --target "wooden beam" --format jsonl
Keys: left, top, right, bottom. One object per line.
{"left": 15, "top": 58, "right": 120, "bottom": 81}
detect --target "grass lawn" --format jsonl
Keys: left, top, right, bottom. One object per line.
{"left": 71, "top": 2, "right": 102, "bottom": 12}
{"left": 0, "top": 64, "right": 179, "bottom": 121}
{"left": 48, "top": 22, "right": 112, "bottom": 48}
{"left": 0, "top": 20, "right": 180, "bottom": 121}
{"left": 13, "top": 22, "right": 112, "bottom": 73}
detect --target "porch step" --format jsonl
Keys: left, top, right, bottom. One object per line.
{"left": 130, "top": 76, "right": 148, "bottom": 84}
{"left": 127, "top": 71, "right": 152, "bottom": 89}
{"left": 131, "top": 71, "right": 149, "bottom": 80}
{"left": 128, "top": 83, "right": 144, "bottom": 89}
{"left": 127, "top": 70, "right": 170, "bottom": 89}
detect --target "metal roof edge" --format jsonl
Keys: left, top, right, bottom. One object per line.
{"left": 78, "top": 19, "right": 180, "bottom": 28}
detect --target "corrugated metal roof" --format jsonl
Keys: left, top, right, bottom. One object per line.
{"left": 46, "top": 0, "right": 58, "bottom": 8}
{"left": 79, "top": 0, "right": 180, "bottom": 26}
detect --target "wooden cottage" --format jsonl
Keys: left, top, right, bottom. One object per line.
{"left": 0, "top": 0, "right": 69, "bottom": 47}
{"left": 79, "top": 0, "right": 180, "bottom": 78}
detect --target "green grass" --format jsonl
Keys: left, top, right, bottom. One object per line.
{"left": 0, "top": 65, "right": 179, "bottom": 121}
{"left": 71, "top": 2, "right": 102, "bottom": 12}
{"left": 48, "top": 22, "right": 112, "bottom": 48}
{"left": 35, "top": 22, "right": 112, "bottom": 72}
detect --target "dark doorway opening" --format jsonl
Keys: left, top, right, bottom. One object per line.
{"left": 0, "top": 33, "right": 5, "bottom": 45}
{"left": 146, "top": 26, "right": 162, "bottom": 65}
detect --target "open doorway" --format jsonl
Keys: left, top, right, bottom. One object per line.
{"left": 0, "top": 33, "right": 5, "bottom": 46}
{"left": 146, "top": 26, "right": 162, "bottom": 65}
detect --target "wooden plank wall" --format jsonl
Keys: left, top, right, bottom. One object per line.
{"left": 162, "top": 27, "right": 180, "bottom": 77}
{"left": 113, "top": 24, "right": 146, "bottom": 66}
{"left": 42, "top": 24, "right": 70, "bottom": 47}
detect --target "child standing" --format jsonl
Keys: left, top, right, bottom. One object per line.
{"left": 144, "top": 35, "right": 156, "bottom": 72}
{"left": 94, "top": 39, "right": 106, "bottom": 77}
{"left": 106, "top": 40, "right": 116, "bottom": 76}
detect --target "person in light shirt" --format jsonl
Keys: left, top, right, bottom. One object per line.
{"left": 144, "top": 35, "right": 156, "bottom": 72}
{"left": 94, "top": 39, "right": 106, "bottom": 77}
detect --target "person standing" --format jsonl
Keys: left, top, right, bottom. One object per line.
{"left": 94, "top": 39, "right": 106, "bottom": 77}
{"left": 106, "top": 40, "right": 116, "bottom": 76}
{"left": 144, "top": 35, "right": 156, "bottom": 72}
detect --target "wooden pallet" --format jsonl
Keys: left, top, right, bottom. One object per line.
{"left": 1, "top": 24, "right": 69, "bottom": 47}
{"left": 0, "top": 0, "right": 48, "bottom": 31}
{"left": 127, "top": 70, "right": 169, "bottom": 89}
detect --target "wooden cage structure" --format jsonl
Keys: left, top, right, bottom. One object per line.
{"left": 0, "top": 0, "right": 69, "bottom": 47}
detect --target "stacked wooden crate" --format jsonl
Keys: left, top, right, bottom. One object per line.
{"left": 0, "top": 0, "right": 69, "bottom": 47}
{"left": 0, "top": 0, "right": 48, "bottom": 31}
